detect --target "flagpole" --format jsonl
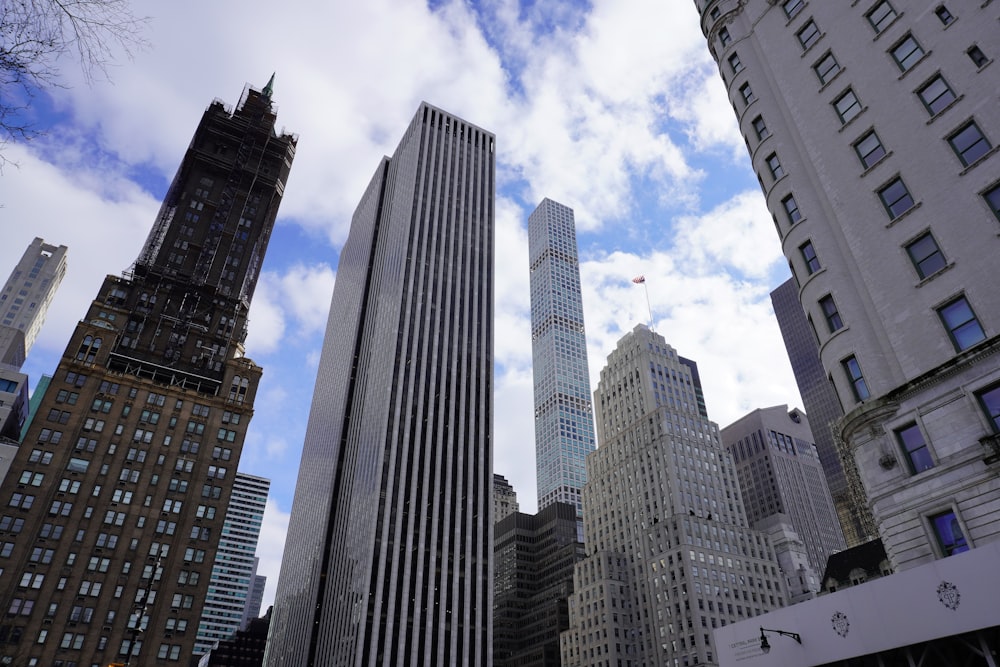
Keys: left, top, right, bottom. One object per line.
{"left": 632, "top": 275, "right": 653, "bottom": 331}
{"left": 644, "top": 281, "right": 653, "bottom": 331}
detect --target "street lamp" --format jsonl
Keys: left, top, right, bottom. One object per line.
{"left": 759, "top": 627, "right": 801, "bottom": 654}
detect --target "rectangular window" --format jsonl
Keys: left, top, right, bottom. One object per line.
{"left": 740, "top": 83, "right": 755, "bottom": 105}
{"left": 916, "top": 75, "right": 956, "bottom": 116}
{"left": 891, "top": 35, "right": 924, "bottom": 72}
{"left": 719, "top": 27, "right": 731, "bottom": 47}
{"left": 937, "top": 296, "right": 986, "bottom": 351}
{"left": 934, "top": 6, "right": 955, "bottom": 25}
{"left": 797, "top": 20, "right": 820, "bottom": 50}
{"left": 929, "top": 510, "right": 969, "bottom": 556}
{"left": 905, "top": 232, "right": 946, "bottom": 278}
{"left": 834, "top": 89, "right": 862, "bottom": 124}
{"left": 878, "top": 177, "right": 915, "bottom": 219}
{"left": 854, "top": 131, "right": 887, "bottom": 168}
{"left": 782, "top": 194, "right": 802, "bottom": 223}
{"left": 728, "top": 53, "right": 744, "bottom": 74}
{"left": 948, "top": 121, "right": 991, "bottom": 166}
{"left": 866, "top": 1, "right": 897, "bottom": 33}
{"left": 752, "top": 116, "right": 770, "bottom": 141}
{"left": 800, "top": 241, "right": 821, "bottom": 274}
{"left": 819, "top": 294, "right": 843, "bottom": 332}
{"left": 765, "top": 153, "right": 784, "bottom": 180}
{"left": 782, "top": 0, "right": 804, "bottom": 19}
{"left": 895, "top": 424, "right": 934, "bottom": 473}
{"left": 813, "top": 52, "right": 840, "bottom": 84}
{"left": 967, "top": 46, "right": 988, "bottom": 68}
{"left": 843, "top": 355, "right": 871, "bottom": 401}
{"left": 985, "top": 184, "right": 1000, "bottom": 221}
{"left": 977, "top": 384, "right": 1000, "bottom": 432}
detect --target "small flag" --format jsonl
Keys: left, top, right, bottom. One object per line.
{"left": 632, "top": 275, "right": 645, "bottom": 284}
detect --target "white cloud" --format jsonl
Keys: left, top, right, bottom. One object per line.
{"left": 256, "top": 498, "right": 291, "bottom": 611}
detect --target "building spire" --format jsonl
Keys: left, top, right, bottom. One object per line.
{"left": 262, "top": 72, "right": 275, "bottom": 99}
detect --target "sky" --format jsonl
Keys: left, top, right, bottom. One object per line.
{"left": 0, "top": 0, "right": 802, "bottom": 610}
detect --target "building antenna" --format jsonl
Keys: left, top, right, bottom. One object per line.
{"left": 632, "top": 275, "right": 653, "bottom": 331}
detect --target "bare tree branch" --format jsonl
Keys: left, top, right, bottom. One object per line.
{"left": 0, "top": 0, "right": 148, "bottom": 161}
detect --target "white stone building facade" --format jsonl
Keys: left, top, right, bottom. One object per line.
{"left": 560, "top": 325, "right": 785, "bottom": 667}
{"left": 698, "top": 0, "right": 1000, "bottom": 571}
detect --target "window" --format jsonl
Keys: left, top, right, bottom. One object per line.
{"left": 782, "top": 194, "right": 802, "bottom": 223}
{"left": 977, "top": 384, "right": 1000, "bottom": 432}
{"left": 878, "top": 177, "right": 915, "bottom": 219}
{"left": 895, "top": 424, "right": 934, "bottom": 473}
{"left": 843, "top": 356, "right": 871, "bottom": 401}
{"left": 819, "top": 294, "right": 843, "bottom": 332}
{"left": 782, "top": 0, "right": 803, "bottom": 19}
{"left": 752, "top": 116, "right": 770, "bottom": 141}
{"left": 948, "top": 121, "right": 991, "bottom": 166}
{"left": 891, "top": 35, "right": 924, "bottom": 72}
{"left": 709, "top": 7, "right": 720, "bottom": 20}
{"left": 800, "top": 241, "right": 821, "bottom": 274}
{"left": 937, "top": 296, "right": 985, "bottom": 351}
{"left": 929, "top": 510, "right": 968, "bottom": 556}
{"left": 985, "top": 184, "right": 1000, "bottom": 221}
{"left": 854, "top": 131, "right": 887, "bottom": 168}
{"left": 905, "top": 232, "right": 946, "bottom": 278}
{"left": 728, "top": 53, "right": 744, "bottom": 74}
{"left": 833, "top": 88, "right": 862, "bottom": 124}
{"left": 916, "top": 75, "right": 956, "bottom": 116}
{"left": 967, "top": 46, "right": 988, "bottom": 68}
{"left": 866, "top": 1, "right": 897, "bottom": 33}
{"left": 719, "top": 27, "right": 731, "bottom": 47}
{"left": 740, "top": 83, "right": 755, "bottom": 105}
{"left": 813, "top": 52, "right": 840, "bottom": 84}
{"left": 934, "top": 5, "right": 954, "bottom": 25}
{"left": 797, "top": 20, "right": 820, "bottom": 50}
{"left": 765, "top": 153, "right": 784, "bottom": 179}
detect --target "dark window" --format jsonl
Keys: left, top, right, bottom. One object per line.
{"left": 766, "top": 153, "right": 784, "bottom": 179}
{"left": 752, "top": 116, "right": 770, "bottom": 141}
{"left": 934, "top": 6, "right": 955, "bottom": 25}
{"left": 977, "top": 384, "right": 1000, "bottom": 432}
{"left": 834, "top": 89, "right": 862, "bottom": 124}
{"left": 819, "top": 294, "right": 843, "bottom": 332}
{"left": 800, "top": 241, "right": 821, "bottom": 274}
{"left": 867, "top": 1, "right": 897, "bottom": 33}
{"left": 710, "top": 7, "right": 721, "bottom": 20}
{"left": 905, "top": 232, "right": 947, "bottom": 278}
{"left": 896, "top": 424, "right": 934, "bottom": 473}
{"left": 719, "top": 27, "right": 732, "bottom": 47}
{"left": 891, "top": 35, "right": 924, "bottom": 72}
{"left": 967, "top": 46, "right": 988, "bottom": 68}
{"left": 948, "top": 121, "right": 991, "bottom": 166}
{"left": 854, "top": 131, "right": 887, "bottom": 168}
{"left": 813, "top": 52, "right": 840, "bottom": 84}
{"left": 984, "top": 184, "right": 1000, "bottom": 221}
{"left": 740, "top": 83, "right": 756, "bottom": 105}
{"left": 843, "top": 356, "right": 871, "bottom": 401}
{"left": 878, "top": 177, "right": 915, "bottom": 218}
{"left": 916, "top": 75, "right": 956, "bottom": 115}
{"left": 782, "top": 195, "right": 802, "bottom": 223}
{"left": 937, "top": 296, "right": 986, "bottom": 351}
{"left": 783, "top": 0, "right": 804, "bottom": 19}
{"left": 929, "top": 510, "right": 968, "bottom": 556}
{"left": 797, "top": 20, "right": 820, "bottom": 50}
{"left": 728, "top": 53, "right": 744, "bottom": 74}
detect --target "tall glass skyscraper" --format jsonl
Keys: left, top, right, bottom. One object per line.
{"left": 266, "top": 103, "right": 495, "bottom": 667}
{"left": 195, "top": 472, "right": 270, "bottom": 655}
{"left": 528, "top": 199, "right": 596, "bottom": 517}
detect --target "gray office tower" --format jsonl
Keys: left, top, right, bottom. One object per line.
{"left": 266, "top": 104, "right": 495, "bottom": 667}
{"left": 771, "top": 279, "right": 875, "bottom": 547}
{"left": 528, "top": 199, "right": 597, "bottom": 517}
